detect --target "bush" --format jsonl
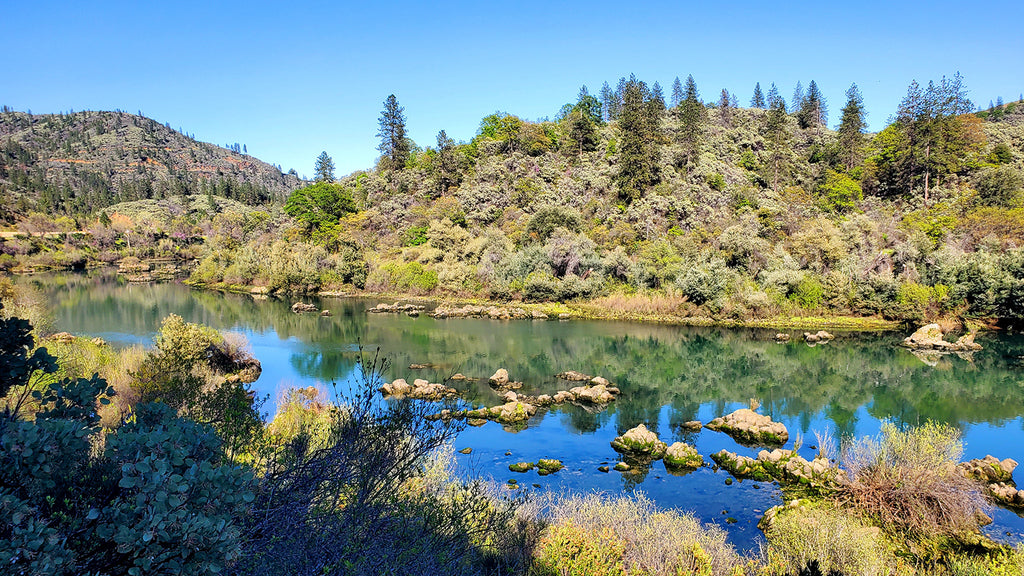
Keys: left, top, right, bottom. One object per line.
{"left": 818, "top": 169, "right": 864, "bottom": 213}
{"left": 791, "top": 274, "right": 825, "bottom": 309}
{"left": 538, "top": 493, "right": 746, "bottom": 576}
{"left": 367, "top": 261, "right": 439, "bottom": 294}
{"left": 675, "top": 258, "right": 731, "bottom": 306}
{"left": 973, "top": 165, "right": 1023, "bottom": 207}
{"left": 839, "top": 421, "right": 987, "bottom": 539}
{"left": 765, "top": 506, "right": 894, "bottom": 576}
{"left": 525, "top": 205, "right": 582, "bottom": 243}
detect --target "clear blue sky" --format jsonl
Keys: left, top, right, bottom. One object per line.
{"left": 2, "top": 1, "right": 1021, "bottom": 177}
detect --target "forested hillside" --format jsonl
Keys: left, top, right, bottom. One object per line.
{"left": 0, "top": 108, "right": 304, "bottom": 222}
{"left": 4, "top": 75, "right": 1023, "bottom": 324}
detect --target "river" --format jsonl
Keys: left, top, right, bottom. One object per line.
{"left": 25, "top": 270, "right": 1024, "bottom": 550}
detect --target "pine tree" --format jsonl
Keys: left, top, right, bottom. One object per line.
{"left": 791, "top": 81, "right": 805, "bottom": 112}
{"left": 719, "top": 89, "right": 733, "bottom": 127}
{"left": 763, "top": 87, "right": 790, "bottom": 194}
{"left": 797, "top": 80, "right": 828, "bottom": 131}
{"left": 676, "top": 75, "right": 707, "bottom": 167}
{"left": 651, "top": 82, "right": 666, "bottom": 111}
{"left": 600, "top": 81, "right": 617, "bottom": 122}
{"left": 751, "top": 83, "right": 766, "bottom": 109}
{"left": 616, "top": 77, "right": 661, "bottom": 203}
{"left": 435, "top": 130, "right": 458, "bottom": 196}
{"left": 670, "top": 77, "right": 685, "bottom": 108}
{"left": 377, "top": 94, "right": 410, "bottom": 171}
{"left": 836, "top": 84, "right": 867, "bottom": 172}
{"left": 314, "top": 151, "right": 335, "bottom": 183}
{"left": 565, "top": 87, "right": 602, "bottom": 160}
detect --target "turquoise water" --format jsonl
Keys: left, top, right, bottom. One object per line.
{"left": 26, "top": 270, "right": 1024, "bottom": 549}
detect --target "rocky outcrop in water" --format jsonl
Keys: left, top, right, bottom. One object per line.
{"left": 664, "top": 442, "right": 703, "bottom": 469}
{"left": 429, "top": 305, "right": 547, "bottom": 320}
{"left": 556, "top": 370, "right": 591, "bottom": 381}
{"left": 803, "top": 330, "right": 833, "bottom": 344}
{"left": 291, "top": 302, "right": 318, "bottom": 313}
{"left": 380, "top": 378, "right": 460, "bottom": 400}
{"left": 711, "top": 448, "right": 837, "bottom": 486}
{"left": 611, "top": 424, "right": 668, "bottom": 460}
{"left": 368, "top": 302, "right": 426, "bottom": 314}
{"left": 900, "top": 324, "right": 982, "bottom": 352}
{"left": 706, "top": 409, "right": 789, "bottom": 445}
{"left": 958, "top": 455, "right": 1023, "bottom": 509}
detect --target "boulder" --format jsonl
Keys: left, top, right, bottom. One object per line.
{"left": 664, "top": 442, "right": 703, "bottom": 469}
{"left": 320, "top": 309, "right": 332, "bottom": 317}
{"left": 51, "top": 332, "right": 75, "bottom": 344}
{"left": 291, "top": 302, "right": 318, "bottom": 313}
{"left": 959, "top": 455, "right": 1017, "bottom": 483}
{"left": 989, "top": 483, "right": 1024, "bottom": 508}
{"left": 900, "top": 324, "right": 983, "bottom": 352}
{"left": 681, "top": 420, "right": 702, "bottom": 432}
{"left": 775, "top": 333, "right": 791, "bottom": 342}
{"left": 379, "top": 378, "right": 459, "bottom": 400}
{"left": 570, "top": 384, "right": 617, "bottom": 404}
{"left": 590, "top": 376, "right": 610, "bottom": 387}
{"left": 537, "top": 459, "right": 564, "bottom": 474}
{"left": 803, "top": 330, "right": 833, "bottom": 344}
{"left": 711, "top": 449, "right": 837, "bottom": 486}
{"left": 465, "top": 401, "right": 537, "bottom": 424}
{"left": 706, "top": 408, "right": 788, "bottom": 445}
{"left": 611, "top": 424, "right": 668, "bottom": 460}
{"left": 614, "top": 462, "right": 631, "bottom": 472}
{"left": 489, "top": 368, "right": 510, "bottom": 386}
{"left": 509, "top": 462, "right": 534, "bottom": 473}
{"left": 556, "top": 370, "right": 592, "bottom": 381}
{"left": 368, "top": 302, "right": 426, "bottom": 314}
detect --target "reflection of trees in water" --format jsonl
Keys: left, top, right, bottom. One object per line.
{"left": 36, "top": 271, "right": 1024, "bottom": 441}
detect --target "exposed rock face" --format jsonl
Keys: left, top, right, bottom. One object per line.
{"left": 379, "top": 378, "right": 459, "bottom": 400}
{"left": 803, "top": 330, "right": 834, "bottom": 344}
{"left": 711, "top": 449, "right": 837, "bottom": 486}
{"left": 556, "top": 370, "right": 592, "bottom": 381}
{"left": 959, "top": 455, "right": 1017, "bottom": 483}
{"left": 291, "top": 302, "right": 318, "bottom": 313}
{"left": 611, "top": 424, "right": 668, "bottom": 460}
{"left": 706, "top": 409, "right": 789, "bottom": 445}
{"left": 368, "top": 302, "right": 426, "bottom": 314}
{"left": 664, "top": 442, "right": 703, "bottom": 469}
{"left": 900, "top": 324, "right": 983, "bottom": 352}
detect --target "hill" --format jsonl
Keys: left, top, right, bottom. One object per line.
{"left": 0, "top": 109, "right": 304, "bottom": 223}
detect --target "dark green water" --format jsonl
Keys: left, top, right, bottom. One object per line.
{"left": 24, "top": 270, "right": 1024, "bottom": 549}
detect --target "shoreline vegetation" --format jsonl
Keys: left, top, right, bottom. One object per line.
{"left": 2, "top": 282, "right": 1024, "bottom": 575}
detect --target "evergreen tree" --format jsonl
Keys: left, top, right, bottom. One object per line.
{"left": 791, "top": 81, "right": 805, "bottom": 112}
{"left": 836, "top": 84, "right": 867, "bottom": 172}
{"left": 651, "top": 82, "right": 666, "bottom": 111}
{"left": 751, "top": 82, "right": 766, "bottom": 109}
{"left": 763, "top": 87, "right": 790, "bottom": 194}
{"left": 676, "top": 75, "right": 707, "bottom": 167}
{"left": 435, "top": 130, "right": 459, "bottom": 196}
{"left": 377, "top": 94, "right": 410, "bottom": 171}
{"left": 719, "top": 88, "right": 733, "bottom": 128}
{"left": 616, "top": 77, "right": 661, "bottom": 203}
{"left": 564, "top": 87, "right": 602, "bottom": 160}
{"left": 797, "top": 80, "right": 828, "bottom": 131}
{"left": 314, "top": 151, "right": 335, "bottom": 183}
{"left": 670, "top": 77, "right": 685, "bottom": 108}
{"left": 600, "top": 81, "right": 617, "bottom": 122}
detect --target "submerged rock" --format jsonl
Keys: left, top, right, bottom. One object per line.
{"left": 611, "top": 424, "right": 668, "bottom": 460}
{"left": 664, "top": 442, "right": 703, "bottom": 470}
{"left": 900, "top": 324, "right": 983, "bottom": 352}
{"left": 556, "top": 370, "right": 592, "bottom": 381}
{"left": 706, "top": 408, "right": 789, "bottom": 445}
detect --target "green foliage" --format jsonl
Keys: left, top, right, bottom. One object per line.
{"left": 675, "top": 258, "right": 731, "bottom": 306}
{"left": 402, "top": 224, "right": 429, "bottom": 246}
{"left": 536, "top": 523, "right": 626, "bottom": 576}
{"left": 973, "top": 165, "right": 1023, "bottom": 207}
{"left": 817, "top": 169, "right": 863, "bottom": 213}
{"left": 314, "top": 151, "right": 335, "bottom": 183}
{"left": 765, "top": 506, "right": 894, "bottom": 576}
{"left": 791, "top": 275, "right": 825, "bottom": 309}
{"left": 284, "top": 181, "right": 357, "bottom": 238}
{"left": 616, "top": 77, "right": 662, "bottom": 203}
{"left": 368, "top": 261, "right": 439, "bottom": 294}
{"left": 0, "top": 308, "right": 251, "bottom": 576}
{"left": 378, "top": 94, "right": 410, "bottom": 171}
{"left": 526, "top": 206, "right": 583, "bottom": 243}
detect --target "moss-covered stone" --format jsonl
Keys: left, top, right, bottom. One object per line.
{"left": 663, "top": 442, "right": 704, "bottom": 470}
{"left": 705, "top": 409, "right": 788, "bottom": 446}
{"left": 537, "top": 459, "right": 564, "bottom": 473}
{"left": 610, "top": 424, "right": 668, "bottom": 460}
{"left": 509, "top": 462, "right": 534, "bottom": 473}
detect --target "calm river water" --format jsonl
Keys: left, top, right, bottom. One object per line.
{"left": 26, "top": 270, "right": 1024, "bottom": 550}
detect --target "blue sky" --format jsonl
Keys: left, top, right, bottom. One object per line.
{"left": 2, "top": 1, "right": 1021, "bottom": 177}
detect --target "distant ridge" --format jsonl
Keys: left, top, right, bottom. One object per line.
{"left": 0, "top": 109, "right": 304, "bottom": 222}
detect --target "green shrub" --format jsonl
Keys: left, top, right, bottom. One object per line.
{"left": 368, "top": 261, "right": 439, "bottom": 294}
{"left": 526, "top": 205, "right": 583, "bottom": 243}
{"left": 524, "top": 272, "right": 560, "bottom": 302}
{"left": 818, "top": 169, "right": 864, "bottom": 213}
{"left": 765, "top": 506, "right": 894, "bottom": 576}
{"left": 535, "top": 522, "right": 626, "bottom": 576}
{"left": 402, "top": 225, "right": 429, "bottom": 247}
{"left": 791, "top": 275, "right": 825, "bottom": 309}
{"left": 675, "top": 259, "right": 731, "bottom": 306}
